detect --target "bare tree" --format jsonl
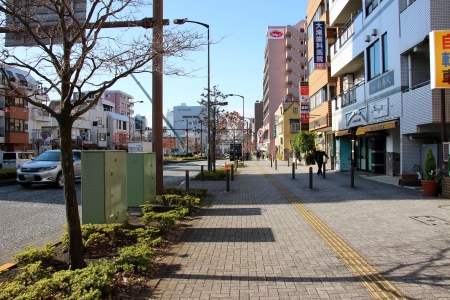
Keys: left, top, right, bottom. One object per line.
{"left": 0, "top": 0, "right": 205, "bottom": 269}
{"left": 199, "top": 85, "right": 227, "bottom": 171}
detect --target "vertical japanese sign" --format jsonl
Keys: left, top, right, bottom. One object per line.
{"left": 313, "top": 21, "right": 327, "bottom": 70}
{"left": 300, "top": 81, "right": 310, "bottom": 123}
{"left": 430, "top": 30, "right": 450, "bottom": 89}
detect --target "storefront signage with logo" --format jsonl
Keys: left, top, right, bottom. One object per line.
{"left": 268, "top": 28, "right": 284, "bottom": 39}
{"left": 345, "top": 106, "right": 367, "bottom": 126}
{"left": 373, "top": 98, "right": 389, "bottom": 119}
{"left": 369, "top": 71, "right": 394, "bottom": 95}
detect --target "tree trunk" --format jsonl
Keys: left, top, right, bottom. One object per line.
{"left": 59, "top": 117, "right": 87, "bottom": 269}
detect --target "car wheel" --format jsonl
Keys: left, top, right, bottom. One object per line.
{"left": 55, "top": 172, "right": 64, "bottom": 188}
{"left": 20, "top": 182, "right": 32, "bottom": 188}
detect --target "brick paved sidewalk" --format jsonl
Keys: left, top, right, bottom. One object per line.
{"left": 148, "top": 160, "right": 450, "bottom": 299}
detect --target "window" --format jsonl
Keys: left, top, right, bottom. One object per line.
{"left": 118, "top": 120, "right": 121, "bottom": 129}
{"left": 123, "top": 121, "right": 127, "bottom": 131}
{"left": 382, "top": 33, "right": 388, "bottom": 73}
{"left": 293, "top": 107, "right": 298, "bottom": 114}
{"left": 97, "top": 117, "right": 102, "bottom": 125}
{"left": 5, "top": 96, "right": 25, "bottom": 107}
{"left": 368, "top": 39, "right": 380, "bottom": 80}
{"left": 5, "top": 119, "right": 26, "bottom": 132}
{"left": 366, "top": 0, "right": 379, "bottom": 16}
{"left": 99, "top": 133, "right": 106, "bottom": 141}
{"left": 308, "top": 58, "right": 315, "bottom": 76}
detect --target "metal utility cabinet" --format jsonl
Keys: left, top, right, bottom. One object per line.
{"left": 127, "top": 152, "right": 157, "bottom": 207}
{"left": 81, "top": 151, "right": 127, "bottom": 224}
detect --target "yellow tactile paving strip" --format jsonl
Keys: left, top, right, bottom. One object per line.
{"left": 258, "top": 164, "right": 406, "bottom": 300}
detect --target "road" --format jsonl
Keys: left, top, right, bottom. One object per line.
{"left": 0, "top": 159, "right": 226, "bottom": 266}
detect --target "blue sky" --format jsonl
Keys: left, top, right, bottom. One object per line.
{"left": 112, "top": 0, "right": 307, "bottom": 124}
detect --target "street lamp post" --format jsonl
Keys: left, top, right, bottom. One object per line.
{"left": 129, "top": 100, "right": 143, "bottom": 141}
{"left": 227, "top": 94, "right": 245, "bottom": 161}
{"left": 173, "top": 18, "right": 210, "bottom": 170}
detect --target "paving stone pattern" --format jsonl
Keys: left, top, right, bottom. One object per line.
{"left": 151, "top": 161, "right": 450, "bottom": 299}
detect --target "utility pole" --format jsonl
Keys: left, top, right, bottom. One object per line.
{"left": 153, "top": 0, "right": 164, "bottom": 195}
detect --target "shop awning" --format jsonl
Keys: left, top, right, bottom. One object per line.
{"left": 355, "top": 126, "right": 365, "bottom": 135}
{"left": 335, "top": 129, "right": 350, "bottom": 137}
{"left": 357, "top": 120, "right": 398, "bottom": 134}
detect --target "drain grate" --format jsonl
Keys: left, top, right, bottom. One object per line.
{"left": 410, "top": 216, "right": 450, "bottom": 225}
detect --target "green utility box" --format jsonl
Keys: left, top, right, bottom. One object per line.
{"left": 127, "top": 152, "right": 157, "bottom": 207}
{"left": 81, "top": 151, "right": 127, "bottom": 224}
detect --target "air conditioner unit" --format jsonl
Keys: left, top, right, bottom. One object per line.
{"left": 343, "top": 74, "right": 354, "bottom": 91}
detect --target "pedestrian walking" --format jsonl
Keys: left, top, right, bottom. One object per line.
{"left": 256, "top": 151, "right": 260, "bottom": 161}
{"left": 315, "top": 149, "right": 329, "bottom": 177}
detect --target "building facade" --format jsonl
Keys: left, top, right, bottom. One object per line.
{"left": 275, "top": 99, "right": 301, "bottom": 160}
{"left": 328, "top": 0, "right": 450, "bottom": 176}
{"left": 306, "top": 0, "right": 337, "bottom": 169}
{"left": 263, "top": 20, "right": 308, "bottom": 156}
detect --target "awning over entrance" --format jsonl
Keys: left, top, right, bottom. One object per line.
{"left": 357, "top": 120, "right": 398, "bottom": 135}
{"left": 335, "top": 129, "right": 350, "bottom": 137}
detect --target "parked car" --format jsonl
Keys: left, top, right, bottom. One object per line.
{"left": 16, "top": 150, "right": 81, "bottom": 188}
{"left": 2, "top": 151, "right": 34, "bottom": 169}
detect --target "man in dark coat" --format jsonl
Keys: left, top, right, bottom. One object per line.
{"left": 315, "top": 149, "right": 329, "bottom": 177}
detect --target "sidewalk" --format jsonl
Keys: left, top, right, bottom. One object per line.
{"left": 146, "top": 160, "right": 450, "bottom": 299}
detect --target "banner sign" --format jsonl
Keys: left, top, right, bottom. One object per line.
{"left": 313, "top": 21, "right": 327, "bottom": 69}
{"left": 268, "top": 28, "right": 284, "bottom": 40}
{"left": 430, "top": 30, "right": 450, "bottom": 89}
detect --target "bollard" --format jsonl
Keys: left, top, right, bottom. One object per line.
{"left": 185, "top": 170, "right": 189, "bottom": 190}
{"left": 292, "top": 163, "right": 295, "bottom": 179}
{"left": 350, "top": 166, "right": 355, "bottom": 188}
{"left": 309, "top": 167, "right": 313, "bottom": 189}
{"left": 271, "top": 157, "right": 273, "bottom": 168}
{"left": 231, "top": 165, "right": 234, "bottom": 181}
{"left": 201, "top": 165, "right": 204, "bottom": 181}
{"left": 226, "top": 169, "right": 230, "bottom": 192}
{"left": 275, "top": 159, "right": 277, "bottom": 170}
{"left": 323, "top": 162, "right": 326, "bottom": 179}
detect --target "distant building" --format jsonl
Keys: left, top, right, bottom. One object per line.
{"left": 263, "top": 20, "right": 308, "bottom": 156}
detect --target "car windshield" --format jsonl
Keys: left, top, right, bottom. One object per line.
{"left": 34, "top": 152, "right": 61, "bottom": 161}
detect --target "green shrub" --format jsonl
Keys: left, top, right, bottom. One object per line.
{"left": 0, "top": 263, "right": 117, "bottom": 300}
{"left": 423, "top": 148, "right": 437, "bottom": 180}
{"left": 115, "top": 243, "right": 154, "bottom": 274}
{"left": 13, "top": 243, "right": 55, "bottom": 265}
{"left": 62, "top": 223, "right": 126, "bottom": 252}
{"left": 163, "top": 187, "right": 185, "bottom": 196}
{"left": 194, "top": 168, "right": 229, "bottom": 181}
{"left": 0, "top": 168, "right": 17, "bottom": 180}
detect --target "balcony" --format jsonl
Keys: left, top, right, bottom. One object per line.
{"left": 286, "top": 37, "right": 306, "bottom": 52}
{"left": 334, "top": 81, "right": 365, "bottom": 110}
{"left": 329, "top": 0, "right": 362, "bottom": 28}
{"left": 330, "top": 9, "right": 363, "bottom": 56}
{"left": 286, "top": 62, "right": 305, "bottom": 77}
{"left": 286, "top": 49, "right": 305, "bottom": 64}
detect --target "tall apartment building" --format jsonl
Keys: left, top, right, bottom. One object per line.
{"left": 329, "top": 0, "right": 450, "bottom": 175}
{"left": 306, "top": 0, "right": 337, "bottom": 168}
{"left": 263, "top": 20, "right": 308, "bottom": 156}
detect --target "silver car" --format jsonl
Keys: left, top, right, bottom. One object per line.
{"left": 16, "top": 150, "right": 81, "bottom": 188}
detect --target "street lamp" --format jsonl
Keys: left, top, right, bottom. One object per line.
{"left": 210, "top": 101, "right": 228, "bottom": 171}
{"left": 173, "top": 18, "right": 210, "bottom": 170}
{"left": 227, "top": 94, "right": 245, "bottom": 161}
{"left": 129, "top": 100, "right": 143, "bottom": 141}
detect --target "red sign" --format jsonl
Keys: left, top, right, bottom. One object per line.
{"left": 269, "top": 30, "right": 283, "bottom": 38}
{"left": 301, "top": 113, "right": 309, "bottom": 123}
